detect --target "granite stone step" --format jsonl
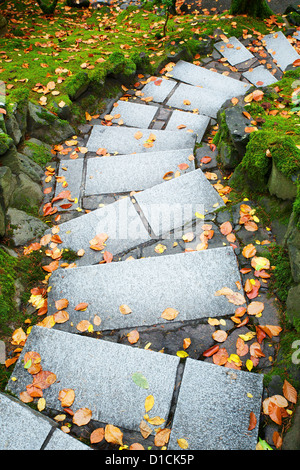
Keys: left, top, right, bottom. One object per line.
{"left": 47, "top": 196, "right": 151, "bottom": 266}
{"left": 165, "top": 109, "right": 210, "bottom": 143}
{"left": 133, "top": 168, "right": 225, "bottom": 237}
{"left": 242, "top": 65, "right": 278, "bottom": 87}
{"left": 167, "top": 60, "right": 251, "bottom": 98}
{"left": 53, "top": 158, "right": 84, "bottom": 212}
{"left": 262, "top": 31, "right": 300, "bottom": 71}
{"left": 139, "top": 77, "right": 177, "bottom": 103}
{"left": 87, "top": 126, "right": 197, "bottom": 154}
{"left": 84, "top": 148, "right": 195, "bottom": 195}
{"left": 0, "top": 392, "right": 90, "bottom": 450}
{"left": 6, "top": 326, "right": 180, "bottom": 434}
{"left": 108, "top": 100, "right": 159, "bottom": 128}
{"left": 46, "top": 246, "right": 244, "bottom": 332}
{"left": 214, "top": 36, "right": 254, "bottom": 66}
{"left": 168, "top": 359, "right": 264, "bottom": 450}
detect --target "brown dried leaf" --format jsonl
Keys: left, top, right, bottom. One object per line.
{"left": 105, "top": 424, "right": 123, "bottom": 445}
{"left": 73, "top": 408, "right": 92, "bottom": 426}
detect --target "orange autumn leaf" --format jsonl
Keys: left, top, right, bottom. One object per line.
{"left": 55, "top": 298, "right": 69, "bottom": 311}
{"left": 90, "top": 428, "right": 105, "bottom": 444}
{"left": 53, "top": 310, "right": 69, "bottom": 324}
{"left": 73, "top": 408, "right": 92, "bottom": 426}
{"left": 154, "top": 428, "right": 171, "bottom": 447}
{"left": 161, "top": 307, "right": 179, "bottom": 320}
{"left": 283, "top": 380, "right": 297, "bottom": 404}
{"left": 76, "top": 320, "right": 91, "bottom": 332}
{"left": 248, "top": 411, "right": 257, "bottom": 431}
{"left": 212, "top": 347, "right": 229, "bottom": 365}
{"left": 212, "top": 330, "right": 228, "bottom": 343}
{"left": 58, "top": 389, "right": 75, "bottom": 407}
{"left": 32, "top": 370, "right": 57, "bottom": 390}
{"left": 74, "top": 302, "right": 88, "bottom": 311}
{"left": 242, "top": 244, "right": 256, "bottom": 258}
{"left": 127, "top": 329, "right": 140, "bottom": 344}
{"left": 219, "top": 221, "right": 232, "bottom": 235}
{"left": 105, "top": 424, "right": 123, "bottom": 446}
{"left": 134, "top": 131, "right": 143, "bottom": 140}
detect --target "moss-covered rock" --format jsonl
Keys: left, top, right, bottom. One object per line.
{"left": 27, "top": 102, "right": 75, "bottom": 144}
{"left": 63, "top": 71, "right": 90, "bottom": 101}
{"left": 0, "top": 131, "right": 13, "bottom": 156}
{"left": 268, "top": 160, "right": 298, "bottom": 201}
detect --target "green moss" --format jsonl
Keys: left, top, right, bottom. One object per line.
{"left": 23, "top": 141, "right": 52, "bottom": 167}
{"left": 230, "top": 0, "right": 273, "bottom": 18}
{"left": 63, "top": 71, "right": 90, "bottom": 101}
{"left": 0, "top": 132, "right": 13, "bottom": 155}
{"left": 293, "top": 183, "right": 300, "bottom": 230}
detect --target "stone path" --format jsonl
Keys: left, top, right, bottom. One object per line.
{"left": 3, "top": 28, "right": 300, "bottom": 450}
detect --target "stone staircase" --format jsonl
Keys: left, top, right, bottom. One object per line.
{"left": 2, "top": 28, "right": 300, "bottom": 450}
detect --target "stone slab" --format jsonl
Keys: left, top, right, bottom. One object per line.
{"left": 263, "top": 31, "right": 300, "bottom": 71}
{"left": 109, "top": 100, "right": 159, "bottom": 128}
{"left": 44, "top": 428, "right": 91, "bottom": 450}
{"left": 48, "top": 196, "right": 151, "bottom": 266}
{"left": 139, "top": 78, "right": 177, "bottom": 103}
{"left": 46, "top": 246, "right": 243, "bottom": 332}
{"left": 87, "top": 126, "right": 197, "bottom": 154}
{"left": 294, "top": 31, "right": 300, "bottom": 40}
{"left": 0, "top": 392, "right": 52, "bottom": 450}
{"left": 168, "top": 60, "right": 251, "bottom": 99}
{"left": 85, "top": 148, "right": 195, "bottom": 195}
{"left": 214, "top": 36, "right": 254, "bottom": 66}
{"left": 166, "top": 82, "right": 229, "bottom": 119}
{"left": 165, "top": 109, "right": 210, "bottom": 143}
{"left": 53, "top": 158, "right": 84, "bottom": 211}
{"left": 6, "top": 326, "right": 180, "bottom": 433}
{"left": 134, "top": 168, "right": 225, "bottom": 237}
{"left": 168, "top": 359, "right": 264, "bottom": 450}
{"left": 242, "top": 65, "right": 278, "bottom": 87}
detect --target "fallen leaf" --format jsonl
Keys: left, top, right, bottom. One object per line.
{"left": 90, "top": 427, "right": 105, "bottom": 444}
{"left": 105, "top": 424, "right": 123, "bottom": 445}
{"left": 73, "top": 408, "right": 92, "bottom": 426}
{"left": 58, "top": 389, "right": 75, "bottom": 407}
{"left": 144, "top": 395, "right": 155, "bottom": 413}
{"left": 248, "top": 411, "right": 257, "bottom": 431}
{"left": 283, "top": 380, "right": 297, "bottom": 404}
{"left": 161, "top": 307, "right": 179, "bottom": 320}
{"left": 212, "top": 330, "right": 228, "bottom": 342}
{"left": 119, "top": 304, "right": 132, "bottom": 315}
{"left": 154, "top": 428, "right": 171, "bottom": 447}
{"left": 127, "top": 329, "right": 139, "bottom": 344}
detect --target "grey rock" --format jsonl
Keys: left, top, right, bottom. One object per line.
{"left": 6, "top": 326, "right": 179, "bottom": 433}
{"left": 46, "top": 247, "right": 244, "bottom": 332}
{"left": 140, "top": 78, "right": 177, "bottom": 103}
{"left": 85, "top": 148, "right": 195, "bottom": 195}
{"left": 166, "top": 82, "right": 228, "bottom": 119}
{"left": 109, "top": 100, "right": 159, "bottom": 128}
{"left": 7, "top": 207, "right": 48, "bottom": 246}
{"left": 282, "top": 405, "right": 300, "bottom": 450}
{"left": 17, "top": 152, "right": 44, "bottom": 183}
{"left": 87, "top": 126, "right": 196, "bottom": 154}
{"left": 0, "top": 166, "right": 16, "bottom": 208}
{"left": 242, "top": 65, "right": 278, "bottom": 87}
{"left": 0, "top": 340, "right": 5, "bottom": 364}
{"left": 165, "top": 109, "right": 210, "bottom": 143}
{"left": 168, "top": 60, "right": 251, "bottom": 99}
{"left": 262, "top": 31, "right": 300, "bottom": 71}
{"left": 168, "top": 359, "right": 264, "bottom": 450}
{"left": 134, "top": 169, "right": 225, "bottom": 237}
{"left": 268, "top": 161, "right": 298, "bottom": 201}
{"left": 214, "top": 36, "right": 254, "bottom": 66}
{"left": 11, "top": 173, "right": 43, "bottom": 210}
{"left": 53, "top": 158, "right": 84, "bottom": 211}
{"left": 46, "top": 196, "right": 151, "bottom": 266}
{"left": 27, "top": 102, "right": 75, "bottom": 144}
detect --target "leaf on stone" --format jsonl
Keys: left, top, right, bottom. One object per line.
{"left": 53, "top": 310, "right": 69, "bottom": 324}
{"left": 134, "top": 131, "right": 143, "bottom": 140}
{"left": 119, "top": 304, "right": 132, "bottom": 315}
{"left": 183, "top": 337, "right": 191, "bottom": 349}
{"left": 144, "top": 395, "right": 155, "bottom": 413}
{"left": 131, "top": 372, "right": 149, "bottom": 389}
{"left": 37, "top": 397, "right": 46, "bottom": 412}
{"left": 154, "top": 428, "right": 171, "bottom": 447}
{"left": 283, "top": 380, "right": 297, "bottom": 404}
{"left": 32, "top": 370, "right": 57, "bottom": 390}
{"left": 248, "top": 411, "right": 257, "bottom": 431}
{"left": 73, "top": 408, "right": 92, "bottom": 426}
{"left": 247, "top": 301, "right": 264, "bottom": 316}
{"left": 76, "top": 320, "right": 91, "bottom": 332}
{"left": 58, "top": 389, "right": 75, "bottom": 408}
{"left": 259, "top": 324, "right": 282, "bottom": 338}
{"left": 249, "top": 341, "right": 265, "bottom": 358}
{"left": 161, "top": 307, "right": 179, "bottom": 320}
{"left": 139, "top": 420, "right": 152, "bottom": 439}
{"left": 219, "top": 221, "right": 232, "bottom": 235}
{"left": 268, "top": 401, "right": 282, "bottom": 425}
{"left": 105, "top": 424, "right": 123, "bottom": 446}
{"left": 212, "top": 347, "right": 228, "bottom": 365}
{"left": 177, "top": 438, "right": 189, "bottom": 449}
{"left": 202, "top": 344, "right": 219, "bottom": 357}
{"left": 163, "top": 171, "right": 174, "bottom": 180}
{"left": 146, "top": 416, "right": 165, "bottom": 426}
{"left": 55, "top": 298, "right": 69, "bottom": 310}
{"left": 176, "top": 350, "right": 189, "bottom": 358}
{"left": 251, "top": 256, "right": 270, "bottom": 271}
{"left": 212, "top": 330, "right": 228, "bottom": 343}
{"left": 74, "top": 302, "right": 88, "bottom": 311}
{"left": 236, "top": 337, "right": 249, "bottom": 357}
{"left": 127, "top": 329, "right": 139, "bottom": 344}
{"left": 90, "top": 427, "right": 105, "bottom": 444}
{"left": 11, "top": 327, "right": 27, "bottom": 345}
{"left": 242, "top": 243, "right": 256, "bottom": 258}
{"left": 129, "top": 443, "right": 145, "bottom": 450}
{"left": 20, "top": 391, "right": 33, "bottom": 403}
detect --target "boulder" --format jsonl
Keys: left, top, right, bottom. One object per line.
{"left": 7, "top": 207, "right": 48, "bottom": 246}
{"left": 284, "top": 211, "right": 300, "bottom": 283}
{"left": 27, "top": 102, "right": 75, "bottom": 144}
{"left": 268, "top": 160, "right": 298, "bottom": 201}
{"left": 11, "top": 173, "right": 43, "bottom": 210}
{"left": 17, "top": 152, "right": 45, "bottom": 183}
{"left": 0, "top": 166, "right": 16, "bottom": 208}
{"left": 4, "top": 103, "right": 22, "bottom": 145}
{"left": 286, "top": 283, "right": 300, "bottom": 325}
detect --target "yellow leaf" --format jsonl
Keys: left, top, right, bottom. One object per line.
{"left": 176, "top": 350, "right": 189, "bottom": 358}
{"left": 146, "top": 416, "right": 165, "bottom": 426}
{"left": 177, "top": 438, "right": 189, "bottom": 449}
{"left": 195, "top": 212, "right": 205, "bottom": 219}
{"left": 246, "top": 359, "right": 253, "bottom": 371}
{"left": 239, "top": 332, "right": 256, "bottom": 341}
{"left": 145, "top": 395, "right": 155, "bottom": 413}
{"left": 37, "top": 397, "right": 46, "bottom": 411}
